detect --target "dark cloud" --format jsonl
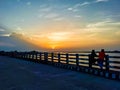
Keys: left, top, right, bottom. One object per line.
{"left": 0, "top": 32, "right": 42, "bottom": 51}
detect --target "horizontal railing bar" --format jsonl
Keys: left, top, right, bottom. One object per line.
{"left": 109, "top": 66, "right": 120, "bottom": 69}
{"left": 79, "top": 58, "right": 89, "bottom": 60}
{"left": 109, "top": 56, "right": 120, "bottom": 58}
{"left": 109, "top": 61, "right": 120, "bottom": 64}
{"left": 60, "top": 60, "right": 67, "bottom": 62}
{"left": 79, "top": 54, "right": 89, "bottom": 56}
{"left": 79, "top": 62, "right": 88, "bottom": 64}
{"left": 60, "top": 56, "right": 67, "bottom": 58}
{"left": 68, "top": 61, "right": 76, "bottom": 63}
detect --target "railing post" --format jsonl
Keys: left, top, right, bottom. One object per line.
{"left": 105, "top": 55, "right": 109, "bottom": 71}
{"left": 35, "top": 53, "right": 38, "bottom": 60}
{"left": 22, "top": 52, "right": 24, "bottom": 59}
{"left": 26, "top": 53, "right": 28, "bottom": 59}
{"left": 44, "top": 52, "right": 48, "bottom": 62}
{"left": 32, "top": 53, "right": 34, "bottom": 60}
{"left": 25, "top": 53, "right": 27, "bottom": 59}
{"left": 19, "top": 53, "right": 21, "bottom": 58}
{"left": 21, "top": 53, "right": 23, "bottom": 58}
{"left": 66, "top": 53, "right": 69, "bottom": 64}
{"left": 24, "top": 53, "right": 25, "bottom": 59}
{"left": 22, "top": 53, "right": 24, "bottom": 59}
{"left": 28, "top": 53, "right": 31, "bottom": 60}
{"left": 89, "top": 54, "right": 92, "bottom": 68}
{"left": 76, "top": 54, "right": 79, "bottom": 66}
{"left": 58, "top": 53, "right": 60, "bottom": 63}
{"left": 39, "top": 52, "right": 41, "bottom": 61}
{"left": 24, "top": 53, "right": 26, "bottom": 59}
{"left": 20, "top": 53, "right": 21, "bottom": 58}
{"left": 51, "top": 53, "right": 54, "bottom": 63}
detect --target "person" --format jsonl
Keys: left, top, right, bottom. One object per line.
{"left": 98, "top": 49, "right": 106, "bottom": 70}
{"left": 89, "top": 50, "right": 97, "bottom": 68}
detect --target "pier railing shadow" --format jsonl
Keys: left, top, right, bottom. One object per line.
{"left": 0, "top": 51, "right": 120, "bottom": 81}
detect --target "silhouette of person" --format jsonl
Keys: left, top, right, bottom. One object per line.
{"left": 98, "top": 49, "right": 106, "bottom": 70}
{"left": 89, "top": 50, "right": 97, "bottom": 68}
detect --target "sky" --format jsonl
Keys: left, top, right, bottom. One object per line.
{"left": 0, "top": 0, "right": 120, "bottom": 51}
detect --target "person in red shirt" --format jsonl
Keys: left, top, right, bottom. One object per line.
{"left": 98, "top": 49, "right": 106, "bottom": 69}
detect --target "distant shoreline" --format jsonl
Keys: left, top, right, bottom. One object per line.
{"left": 0, "top": 50, "right": 120, "bottom": 53}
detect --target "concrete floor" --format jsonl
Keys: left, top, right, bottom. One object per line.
{"left": 0, "top": 56, "right": 120, "bottom": 90}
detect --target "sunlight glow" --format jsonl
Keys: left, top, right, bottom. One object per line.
{"left": 47, "top": 32, "right": 72, "bottom": 49}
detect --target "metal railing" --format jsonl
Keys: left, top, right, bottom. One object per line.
{"left": 0, "top": 51, "right": 120, "bottom": 81}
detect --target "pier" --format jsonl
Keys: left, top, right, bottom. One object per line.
{"left": 0, "top": 51, "right": 120, "bottom": 81}
{"left": 0, "top": 56, "right": 120, "bottom": 90}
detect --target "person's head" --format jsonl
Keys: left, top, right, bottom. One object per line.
{"left": 92, "top": 50, "right": 95, "bottom": 53}
{"left": 101, "top": 49, "right": 104, "bottom": 52}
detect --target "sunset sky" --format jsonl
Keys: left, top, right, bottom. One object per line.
{"left": 0, "top": 0, "right": 120, "bottom": 51}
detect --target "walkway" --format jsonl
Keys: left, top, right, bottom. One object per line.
{"left": 0, "top": 56, "right": 120, "bottom": 90}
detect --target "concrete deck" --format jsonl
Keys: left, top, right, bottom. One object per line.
{"left": 0, "top": 56, "right": 120, "bottom": 90}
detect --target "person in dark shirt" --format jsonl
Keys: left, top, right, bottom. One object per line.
{"left": 89, "top": 50, "right": 97, "bottom": 68}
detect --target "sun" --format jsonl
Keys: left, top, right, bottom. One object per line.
{"left": 47, "top": 32, "right": 70, "bottom": 49}
{"left": 49, "top": 44, "right": 59, "bottom": 50}
{"left": 51, "top": 46, "right": 55, "bottom": 49}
